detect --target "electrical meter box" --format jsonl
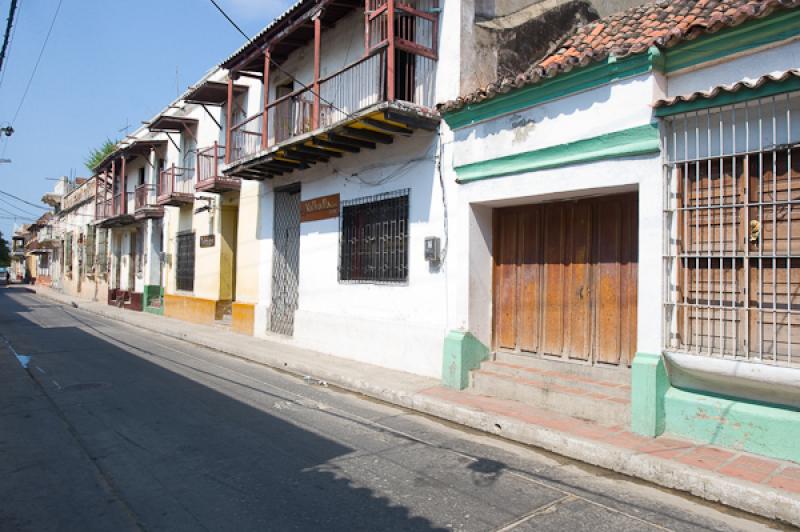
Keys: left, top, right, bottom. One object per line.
{"left": 424, "top": 236, "right": 441, "bottom": 263}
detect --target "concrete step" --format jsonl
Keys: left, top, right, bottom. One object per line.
{"left": 493, "top": 351, "right": 631, "bottom": 385}
{"left": 469, "top": 368, "right": 630, "bottom": 427}
{"left": 479, "top": 360, "right": 630, "bottom": 400}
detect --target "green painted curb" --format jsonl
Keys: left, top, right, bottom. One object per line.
{"left": 631, "top": 352, "right": 669, "bottom": 437}
{"left": 665, "top": 387, "right": 800, "bottom": 463}
{"left": 455, "top": 124, "right": 659, "bottom": 183}
{"left": 442, "top": 330, "right": 490, "bottom": 390}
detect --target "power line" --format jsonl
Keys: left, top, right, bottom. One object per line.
{"left": 0, "top": 0, "right": 20, "bottom": 81}
{"left": 8, "top": 0, "right": 63, "bottom": 125}
{"left": 0, "top": 189, "right": 48, "bottom": 210}
{"left": 0, "top": 0, "right": 22, "bottom": 90}
{"left": 207, "top": 0, "right": 358, "bottom": 125}
{"left": 0, "top": 195, "right": 37, "bottom": 217}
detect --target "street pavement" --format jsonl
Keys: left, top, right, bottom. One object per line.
{"left": 0, "top": 287, "right": 783, "bottom": 531}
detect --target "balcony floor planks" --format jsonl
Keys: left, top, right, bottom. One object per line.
{"left": 222, "top": 101, "right": 440, "bottom": 181}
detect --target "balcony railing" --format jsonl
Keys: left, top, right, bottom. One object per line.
{"left": 229, "top": 46, "right": 436, "bottom": 165}
{"left": 135, "top": 184, "right": 157, "bottom": 211}
{"left": 158, "top": 165, "right": 195, "bottom": 205}
{"left": 196, "top": 143, "right": 240, "bottom": 193}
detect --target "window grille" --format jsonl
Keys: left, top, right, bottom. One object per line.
{"left": 176, "top": 231, "right": 195, "bottom": 291}
{"left": 64, "top": 235, "right": 73, "bottom": 274}
{"left": 339, "top": 189, "right": 409, "bottom": 283}
{"left": 85, "top": 226, "right": 96, "bottom": 270}
{"left": 663, "top": 91, "right": 800, "bottom": 367}
{"left": 96, "top": 228, "right": 108, "bottom": 274}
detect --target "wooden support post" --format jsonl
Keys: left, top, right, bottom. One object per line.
{"left": 225, "top": 75, "right": 234, "bottom": 164}
{"left": 387, "top": 0, "right": 396, "bottom": 101}
{"left": 121, "top": 156, "right": 127, "bottom": 214}
{"left": 111, "top": 160, "right": 116, "bottom": 216}
{"left": 312, "top": 13, "right": 321, "bottom": 130}
{"left": 262, "top": 49, "right": 271, "bottom": 149}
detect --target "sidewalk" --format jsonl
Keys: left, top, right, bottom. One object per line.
{"left": 30, "top": 285, "right": 800, "bottom": 526}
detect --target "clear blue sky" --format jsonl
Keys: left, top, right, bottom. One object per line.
{"left": 0, "top": 0, "right": 292, "bottom": 240}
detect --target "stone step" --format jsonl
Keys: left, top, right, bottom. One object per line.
{"left": 469, "top": 368, "right": 630, "bottom": 427}
{"left": 493, "top": 351, "right": 631, "bottom": 385}
{"left": 479, "top": 360, "right": 630, "bottom": 400}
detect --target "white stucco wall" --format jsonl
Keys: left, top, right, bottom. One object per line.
{"left": 666, "top": 39, "right": 800, "bottom": 98}
{"left": 445, "top": 69, "right": 664, "bottom": 357}
{"left": 249, "top": 131, "right": 447, "bottom": 378}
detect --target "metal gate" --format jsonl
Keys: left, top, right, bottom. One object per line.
{"left": 270, "top": 185, "right": 301, "bottom": 335}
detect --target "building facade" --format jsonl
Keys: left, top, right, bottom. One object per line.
{"left": 441, "top": 0, "right": 800, "bottom": 462}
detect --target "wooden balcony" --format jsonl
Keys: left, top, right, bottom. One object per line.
{"left": 96, "top": 192, "right": 135, "bottom": 228}
{"left": 225, "top": 50, "right": 438, "bottom": 180}
{"left": 195, "top": 143, "right": 240, "bottom": 193}
{"left": 157, "top": 165, "right": 195, "bottom": 206}
{"left": 134, "top": 184, "right": 164, "bottom": 220}
{"left": 221, "top": 0, "right": 440, "bottom": 181}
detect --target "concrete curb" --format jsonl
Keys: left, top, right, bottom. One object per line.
{"left": 29, "top": 287, "right": 800, "bottom": 526}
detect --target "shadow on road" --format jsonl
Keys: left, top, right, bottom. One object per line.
{"left": 0, "top": 287, "right": 450, "bottom": 531}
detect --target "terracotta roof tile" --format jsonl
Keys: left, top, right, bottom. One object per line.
{"left": 441, "top": 0, "right": 800, "bottom": 114}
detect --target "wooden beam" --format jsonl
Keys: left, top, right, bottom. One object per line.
{"left": 328, "top": 132, "right": 376, "bottom": 149}
{"left": 285, "top": 149, "right": 328, "bottom": 163}
{"left": 363, "top": 117, "right": 413, "bottom": 135}
{"left": 312, "top": 137, "right": 360, "bottom": 153}
{"left": 293, "top": 144, "right": 342, "bottom": 158}
{"left": 341, "top": 126, "right": 393, "bottom": 144}
{"left": 225, "top": 77, "right": 233, "bottom": 164}
{"left": 262, "top": 49, "right": 271, "bottom": 150}
{"left": 312, "top": 13, "right": 321, "bottom": 130}
{"left": 383, "top": 110, "right": 440, "bottom": 131}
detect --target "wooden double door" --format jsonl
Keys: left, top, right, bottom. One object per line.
{"left": 493, "top": 193, "right": 638, "bottom": 366}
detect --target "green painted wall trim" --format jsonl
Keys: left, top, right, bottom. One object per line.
{"left": 142, "top": 284, "right": 164, "bottom": 315}
{"left": 442, "top": 330, "right": 490, "bottom": 390}
{"left": 664, "top": 9, "right": 800, "bottom": 73}
{"left": 143, "top": 306, "right": 164, "bottom": 316}
{"left": 455, "top": 124, "right": 659, "bottom": 183}
{"left": 444, "top": 9, "right": 799, "bottom": 130}
{"left": 664, "top": 387, "right": 800, "bottom": 463}
{"left": 656, "top": 75, "right": 800, "bottom": 117}
{"left": 630, "top": 352, "right": 669, "bottom": 437}
{"left": 444, "top": 49, "right": 659, "bottom": 130}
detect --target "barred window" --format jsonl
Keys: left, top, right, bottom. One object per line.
{"left": 176, "top": 231, "right": 195, "bottom": 291}
{"left": 85, "top": 226, "right": 96, "bottom": 270}
{"left": 663, "top": 92, "right": 800, "bottom": 367}
{"left": 96, "top": 228, "right": 109, "bottom": 274}
{"left": 64, "top": 234, "right": 73, "bottom": 274}
{"left": 339, "top": 189, "right": 409, "bottom": 283}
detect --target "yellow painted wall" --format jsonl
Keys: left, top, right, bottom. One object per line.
{"left": 234, "top": 180, "right": 262, "bottom": 304}
{"left": 163, "top": 293, "right": 221, "bottom": 324}
{"left": 231, "top": 302, "right": 255, "bottom": 335}
{"left": 220, "top": 206, "right": 237, "bottom": 301}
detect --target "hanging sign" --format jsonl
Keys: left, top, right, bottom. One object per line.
{"left": 199, "top": 234, "right": 215, "bottom": 248}
{"left": 300, "top": 193, "right": 340, "bottom": 223}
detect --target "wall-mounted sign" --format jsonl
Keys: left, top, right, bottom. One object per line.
{"left": 300, "top": 193, "right": 340, "bottom": 223}
{"left": 199, "top": 234, "right": 215, "bottom": 248}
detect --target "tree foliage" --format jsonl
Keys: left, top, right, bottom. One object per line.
{"left": 0, "top": 232, "right": 10, "bottom": 267}
{"left": 85, "top": 139, "right": 118, "bottom": 172}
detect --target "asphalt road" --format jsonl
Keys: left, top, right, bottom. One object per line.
{"left": 0, "top": 287, "right": 784, "bottom": 531}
